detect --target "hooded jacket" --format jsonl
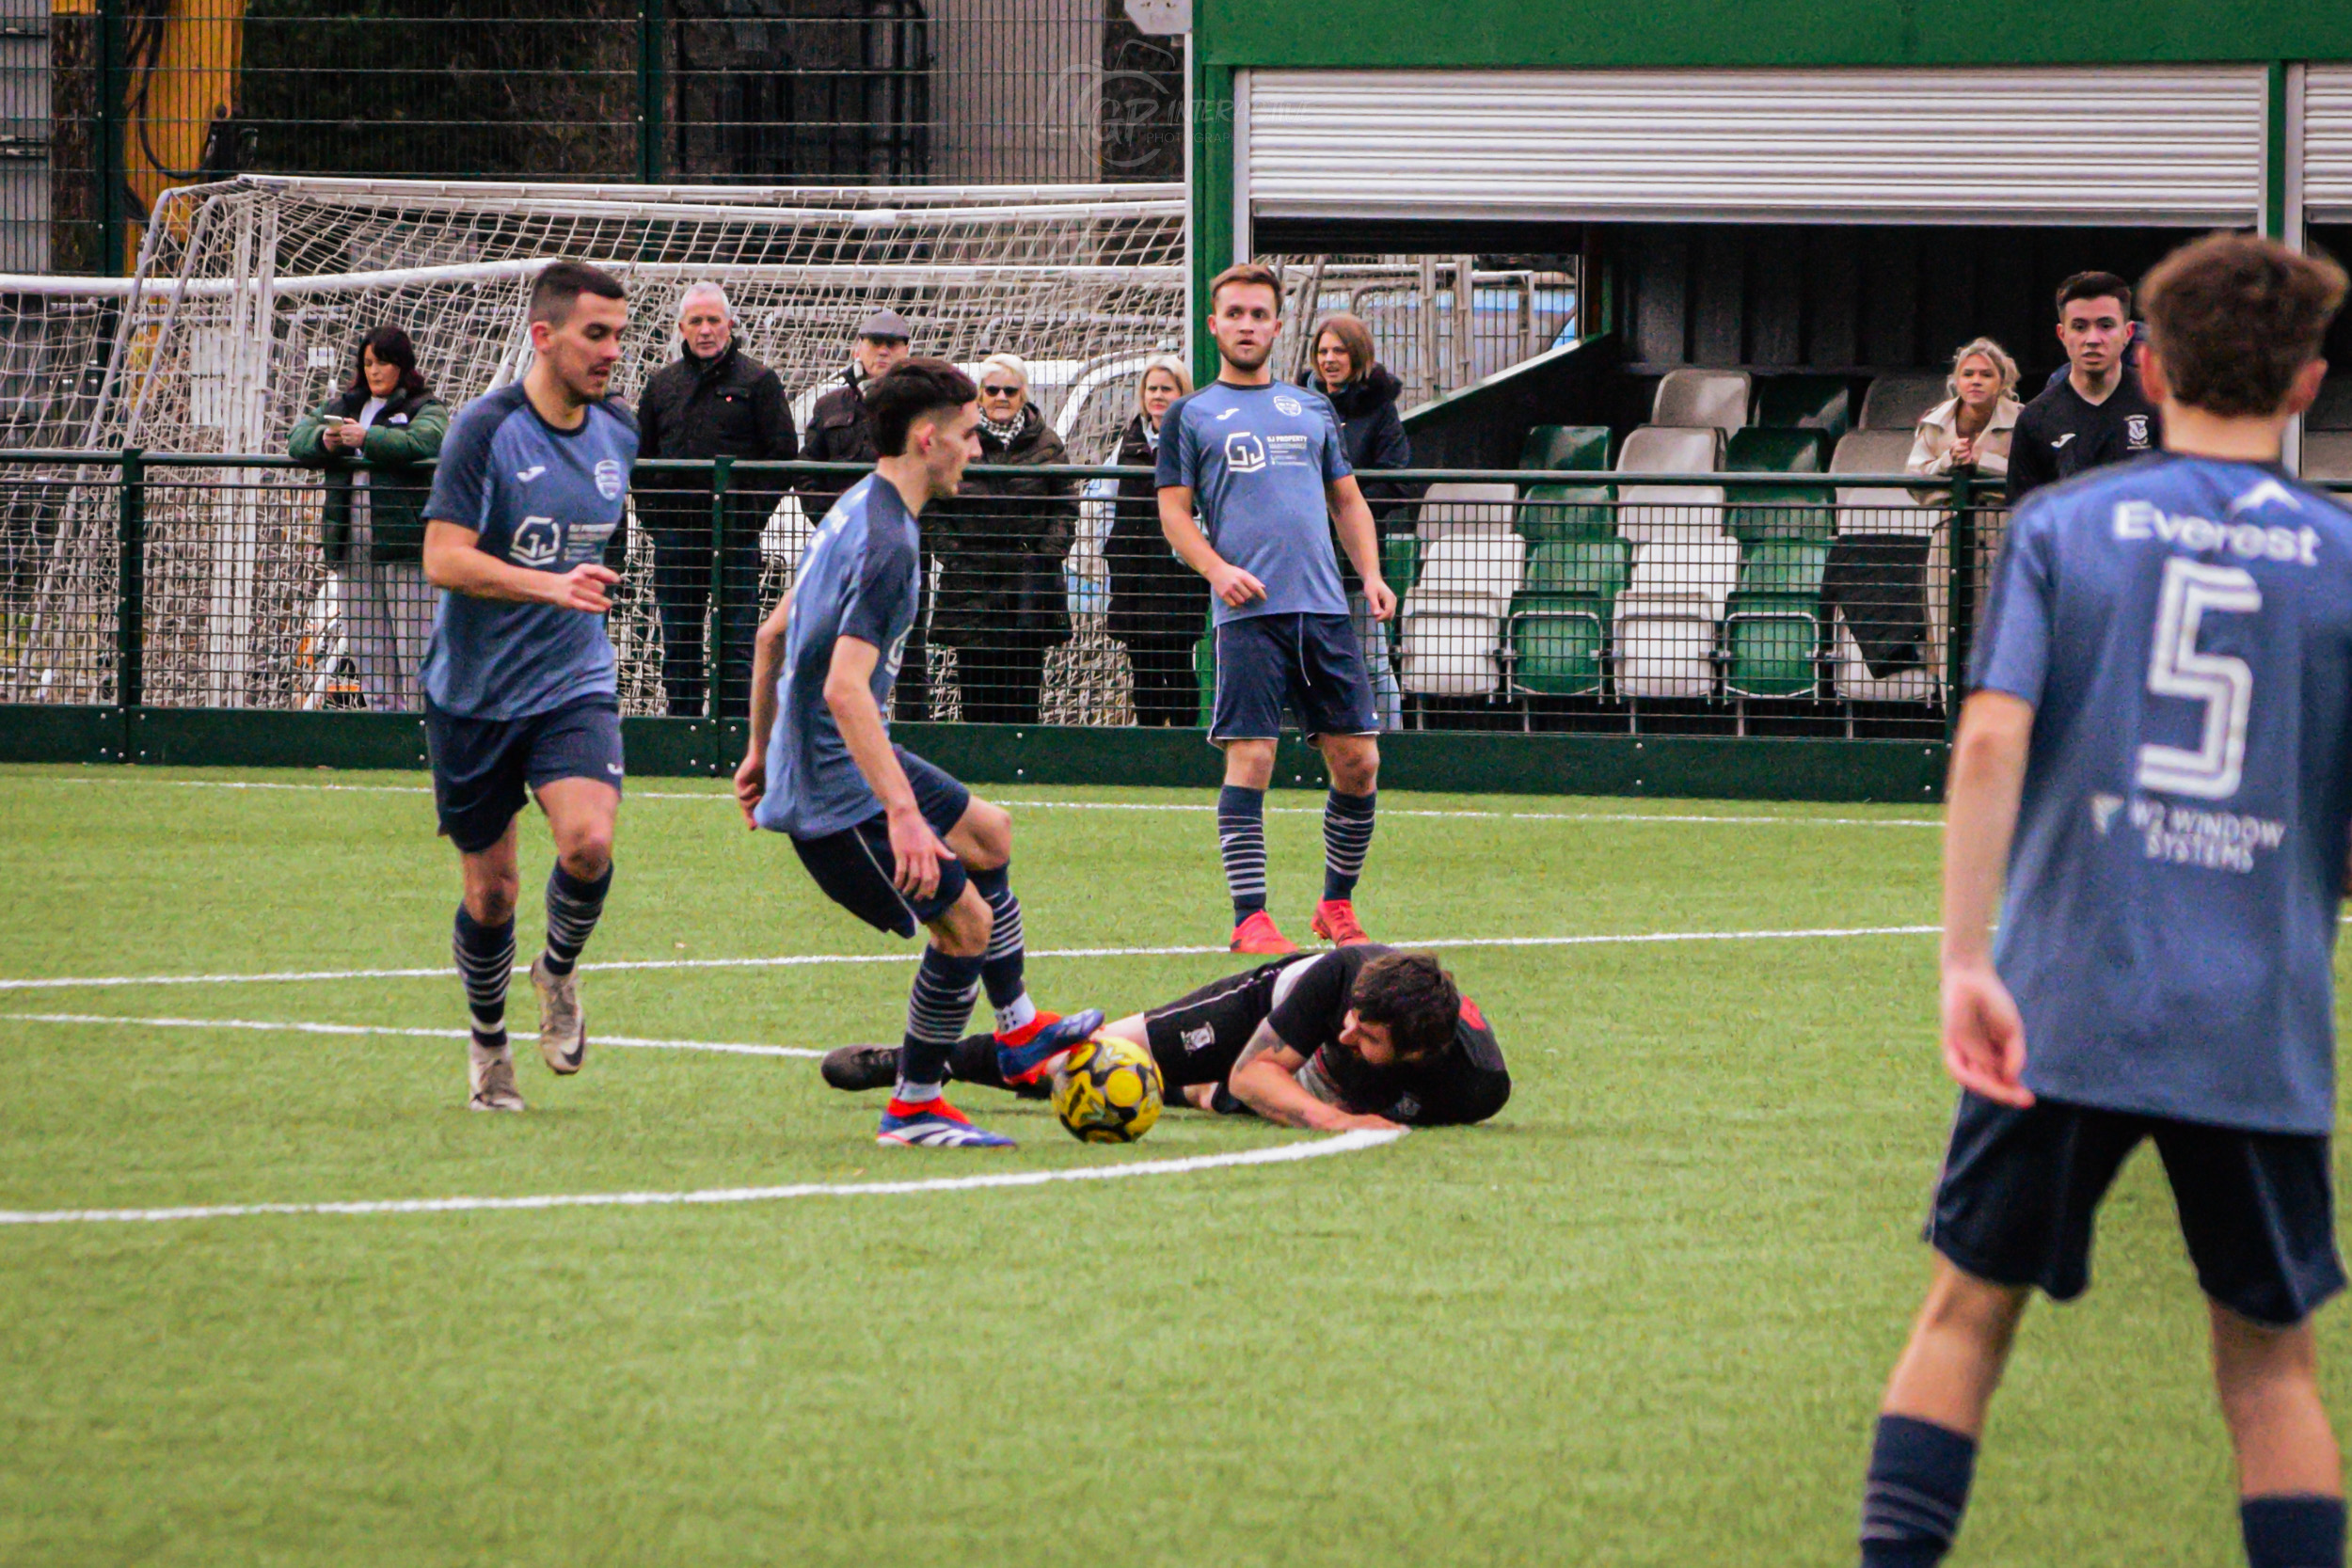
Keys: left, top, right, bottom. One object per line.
{"left": 1305, "top": 362, "right": 1422, "bottom": 587}
{"left": 924, "top": 402, "right": 1078, "bottom": 645}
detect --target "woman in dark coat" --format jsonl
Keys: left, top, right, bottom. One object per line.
{"left": 288, "top": 325, "right": 448, "bottom": 712}
{"left": 1308, "top": 313, "right": 1415, "bottom": 731}
{"left": 1104, "top": 355, "right": 1197, "bottom": 725}
{"left": 926, "top": 353, "right": 1080, "bottom": 725}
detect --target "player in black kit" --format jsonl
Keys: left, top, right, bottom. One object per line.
{"left": 2006, "top": 270, "right": 2162, "bottom": 505}
{"left": 819, "top": 944, "right": 1510, "bottom": 1130}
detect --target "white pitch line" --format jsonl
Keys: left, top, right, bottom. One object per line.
{"left": 0, "top": 1012, "right": 821, "bottom": 1058}
{"left": 0, "top": 924, "right": 1938, "bottom": 993}
{"left": 24, "top": 773, "right": 1942, "bottom": 828}
{"left": 0, "top": 1128, "right": 1406, "bottom": 1227}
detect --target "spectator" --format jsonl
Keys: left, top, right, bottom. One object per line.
{"left": 798, "top": 307, "right": 924, "bottom": 712}
{"left": 1104, "top": 355, "right": 1199, "bottom": 725}
{"left": 289, "top": 325, "right": 448, "bottom": 712}
{"left": 2007, "top": 272, "right": 2162, "bottom": 506}
{"left": 1907, "top": 337, "right": 2023, "bottom": 487}
{"left": 926, "top": 352, "right": 1078, "bottom": 725}
{"left": 1306, "top": 312, "right": 1414, "bottom": 731}
{"left": 633, "top": 282, "right": 798, "bottom": 719}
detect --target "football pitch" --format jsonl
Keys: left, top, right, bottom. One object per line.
{"left": 0, "top": 763, "right": 2331, "bottom": 1566}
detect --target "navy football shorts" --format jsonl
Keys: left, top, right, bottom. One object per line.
{"left": 1929, "top": 1090, "right": 2344, "bottom": 1327}
{"left": 790, "top": 747, "right": 974, "bottom": 938}
{"left": 424, "top": 694, "right": 624, "bottom": 854}
{"left": 1210, "top": 611, "right": 1376, "bottom": 744}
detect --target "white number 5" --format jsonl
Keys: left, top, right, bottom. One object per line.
{"left": 2137, "top": 557, "right": 2262, "bottom": 800}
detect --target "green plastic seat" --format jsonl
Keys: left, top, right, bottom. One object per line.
{"left": 1382, "top": 531, "right": 1422, "bottom": 594}
{"left": 1509, "top": 595, "right": 1609, "bottom": 696}
{"left": 1518, "top": 424, "right": 1611, "bottom": 471}
{"left": 1723, "top": 605, "right": 1820, "bottom": 698}
{"left": 1734, "top": 539, "right": 1828, "bottom": 599}
{"left": 1724, "top": 427, "right": 1835, "bottom": 542}
{"left": 1523, "top": 537, "right": 1629, "bottom": 601}
{"left": 1724, "top": 427, "right": 1828, "bottom": 473}
{"left": 1752, "top": 376, "right": 1853, "bottom": 439}
{"left": 1519, "top": 482, "right": 1618, "bottom": 545}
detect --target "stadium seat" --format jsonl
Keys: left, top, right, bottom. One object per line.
{"left": 1752, "top": 375, "right": 1853, "bottom": 439}
{"left": 2309, "top": 379, "right": 2352, "bottom": 432}
{"left": 1523, "top": 537, "right": 1629, "bottom": 601}
{"left": 1724, "top": 428, "right": 1828, "bottom": 473}
{"left": 2303, "top": 432, "right": 2352, "bottom": 482}
{"left": 1723, "top": 608, "right": 1821, "bottom": 698}
{"left": 1400, "top": 529, "right": 1525, "bottom": 700}
{"left": 1507, "top": 597, "right": 1608, "bottom": 696}
{"left": 1518, "top": 424, "right": 1611, "bottom": 471}
{"left": 1613, "top": 536, "right": 1739, "bottom": 699}
{"left": 1652, "top": 368, "right": 1752, "bottom": 433}
{"left": 1417, "top": 481, "right": 1518, "bottom": 543}
{"left": 1830, "top": 430, "right": 1930, "bottom": 535}
{"left": 1857, "top": 372, "right": 1947, "bottom": 432}
{"left": 1734, "top": 538, "right": 1828, "bottom": 599}
{"left": 1615, "top": 425, "right": 1724, "bottom": 543}
{"left": 1724, "top": 427, "right": 1834, "bottom": 543}
{"left": 1382, "top": 531, "right": 1422, "bottom": 594}
{"left": 1834, "top": 612, "right": 1941, "bottom": 703}
{"left": 1519, "top": 482, "right": 1617, "bottom": 545}
{"left": 1414, "top": 529, "right": 1527, "bottom": 601}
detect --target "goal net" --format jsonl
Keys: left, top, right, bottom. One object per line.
{"left": 3, "top": 177, "right": 1186, "bottom": 717}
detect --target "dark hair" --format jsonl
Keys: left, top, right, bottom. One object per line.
{"left": 2056, "top": 270, "right": 2134, "bottom": 321}
{"left": 866, "top": 356, "right": 978, "bottom": 456}
{"left": 347, "top": 324, "right": 427, "bottom": 399}
{"left": 1349, "top": 952, "right": 1461, "bottom": 1062}
{"left": 2142, "top": 233, "right": 2348, "bottom": 418}
{"left": 530, "top": 261, "right": 627, "bottom": 326}
{"left": 1312, "top": 312, "right": 1375, "bottom": 385}
{"left": 1209, "top": 261, "right": 1282, "bottom": 310}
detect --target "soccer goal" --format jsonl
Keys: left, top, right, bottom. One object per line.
{"left": 2, "top": 176, "right": 1186, "bottom": 714}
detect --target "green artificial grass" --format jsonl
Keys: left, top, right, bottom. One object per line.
{"left": 0, "top": 764, "right": 2318, "bottom": 1565}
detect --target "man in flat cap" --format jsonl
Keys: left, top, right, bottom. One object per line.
{"left": 798, "top": 308, "right": 930, "bottom": 713}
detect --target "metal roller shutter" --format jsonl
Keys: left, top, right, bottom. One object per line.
{"left": 1244, "top": 67, "right": 2266, "bottom": 228}
{"left": 2310, "top": 66, "right": 2352, "bottom": 223}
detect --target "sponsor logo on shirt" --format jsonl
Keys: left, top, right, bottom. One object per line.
{"left": 595, "top": 459, "right": 625, "bottom": 499}
{"left": 1265, "top": 433, "right": 1314, "bottom": 467}
{"left": 1182, "top": 1023, "right": 1216, "bottom": 1053}
{"left": 1273, "top": 393, "right": 1304, "bottom": 417}
{"left": 2229, "top": 480, "right": 2303, "bottom": 515}
{"left": 2111, "top": 499, "right": 2318, "bottom": 564}
{"left": 1224, "top": 431, "right": 1266, "bottom": 473}
{"left": 515, "top": 464, "right": 547, "bottom": 483}
{"left": 511, "top": 515, "right": 562, "bottom": 566}
{"left": 2125, "top": 414, "right": 2152, "bottom": 449}
{"left": 2123, "top": 795, "right": 2287, "bottom": 875}
{"left": 2052, "top": 434, "right": 2076, "bottom": 450}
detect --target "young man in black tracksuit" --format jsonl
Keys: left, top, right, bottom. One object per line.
{"left": 2006, "top": 271, "right": 2163, "bottom": 506}
{"left": 633, "top": 282, "right": 798, "bottom": 718}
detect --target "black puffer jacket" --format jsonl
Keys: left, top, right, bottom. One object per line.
{"left": 1104, "top": 413, "right": 1200, "bottom": 645}
{"left": 634, "top": 338, "right": 798, "bottom": 533}
{"left": 794, "top": 368, "right": 880, "bottom": 527}
{"left": 925, "top": 404, "right": 1078, "bottom": 645}
{"left": 1309, "top": 363, "right": 1422, "bottom": 588}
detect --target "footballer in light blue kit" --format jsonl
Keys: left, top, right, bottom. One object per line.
{"left": 418, "top": 262, "right": 635, "bottom": 1115}
{"left": 1157, "top": 263, "right": 1397, "bottom": 959}
{"left": 1857, "top": 235, "right": 2352, "bottom": 1568}
{"left": 735, "top": 357, "right": 1099, "bottom": 1149}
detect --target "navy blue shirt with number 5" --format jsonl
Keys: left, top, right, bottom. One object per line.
{"left": 1971, "top": 453, "right": 2352, "bottom": 1133}
{"left": 420, "top": 382, "right": 638, "bottom": 720}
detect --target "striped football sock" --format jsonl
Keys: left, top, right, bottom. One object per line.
{"left": 898, "top": 945, "right": 985, "bottom": 1099}
{"left": 453, "top": 905, "right": 515, "bottom": 1047}
{"left": 540, "top": 861, "right": 612, "bottom": 978}
{"left": 1322, "top": 788, "right": 1376, "bottom": 902}
{"left": 1217, "top": 784, "right": 1267, "bottom": 923}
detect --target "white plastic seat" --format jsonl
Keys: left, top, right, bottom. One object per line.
{"left": 1652, "top": 368, "right": 1752, "bottom": 433}
{"left": 1413, "top": 529, "right": 1526, "bottom": 606}
{"left": 1400, "top": 610, "right": 1505, "bottom": 698}
{"left": 1416, "top": 481, "right": 1517, "bottom": 543}
{"left": 1617, "top": 424, "right": 1723, "bottom": 474}
{"left": 1616, "top": 425, "right": 1725, "bottom": 541}
{"left": 1831, "top": 429, "right": 1930, "bottom": 535}
{"left": 2307, "top": 379, "right": 2352, "bottom": 432}
{"left": 1613, "top": 606, "right": 1720, "bottom": 698}
{"left": 2301, "top": 431, "right": 2352, "bottom": 481}
{"left": 1858, "top": 372, "right": 1948, "bottom": 432}
{"left": 1833, "top": 612, "right": 1940, "bottom": 703}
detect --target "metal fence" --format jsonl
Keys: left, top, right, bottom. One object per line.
{"left": 28, "top": 0, "right": 1184, "bottom": 275}
{"left": 0, "top": 453, "right": 2035, "bottom": 741}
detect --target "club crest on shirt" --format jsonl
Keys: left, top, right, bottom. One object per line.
{"left": 1273, "top": 393, "right": 1304, "bottom": 417}
{"left": 1224, "top": 430, "right": 1266, "bottom": 473}
{"left": 595, "top": 458, "right": 625, "bottom": 499}
{"left": 2125, "top": 415, "right": 2151, "bottom": 448}
{"left": 1182, "top": 1023, "right": 1216, "bottom": 1053}
{"left": 511, "top": 515, "right": 562, "bottom": 567}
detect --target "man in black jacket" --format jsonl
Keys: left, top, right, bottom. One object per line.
{"left": 798, "top": 308, "right": 930, "bottom": 715}
{"left": 2007, "top": 272, "right": 2162, "bottom": 507}
{"left": 635, "top": 282, "right": 798, "bottom": 719}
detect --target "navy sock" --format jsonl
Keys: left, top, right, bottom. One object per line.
{"left": 947, "top": 1032, "right": 1009, "bottom": 1088}
{"left": 2244, "top": 1495, "right": 2346, "bottom": 1568}
{"left": 1859, "top": 1415, "right": 1976, "bottom": 1568}
{"left": 453, "top": 905, "right": 516, "bottom": 1047}
{"left": 1217, "top": 784, "right": 1267, "bottom": 923}
{"left": 899, "top": 946, "right": 985, "bottom": 1097}
{"left": 541, "top": 861, "right": 612, "bottom": 977}
{"left": 967, "top": 863, "right": 1028, "bottom": 1021}
{"left": 1321, "top": 788, "right": 1376, "bottom": 902}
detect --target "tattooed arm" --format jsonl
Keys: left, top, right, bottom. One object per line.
{"left": 1227, "top": 1019, "right": 1402, "bottom": 1132}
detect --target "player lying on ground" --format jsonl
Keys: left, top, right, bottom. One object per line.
{"left": 734, "top": 356, "right": 1101, "bottom": 1149}
{"left": 822, "top": 944, "right": 1509, "bottom": 1132}
{"left": 419, "top": 261, "right": 636, "bottom": 1112}
{"left": 1856, "top": 232, "right": 2352, "bottom": 1568}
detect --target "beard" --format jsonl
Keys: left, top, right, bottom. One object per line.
{"left": 1219, "top": 334, "right": 1273, "bottom": 372}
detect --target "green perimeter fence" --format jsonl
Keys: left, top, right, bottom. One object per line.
{"left": 0, "top": 453, "right": 2042, "bottom": 800}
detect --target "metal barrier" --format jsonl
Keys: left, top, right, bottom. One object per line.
{"left": 0, "top": 452, "right": 2021, "bottom": 743}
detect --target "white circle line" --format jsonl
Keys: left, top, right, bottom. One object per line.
{"left": 0, "top": 1129, "right": 1407, "bottom": 1227}
{"left": 0, "top": 926, "right": 1940, "bottom": 993}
